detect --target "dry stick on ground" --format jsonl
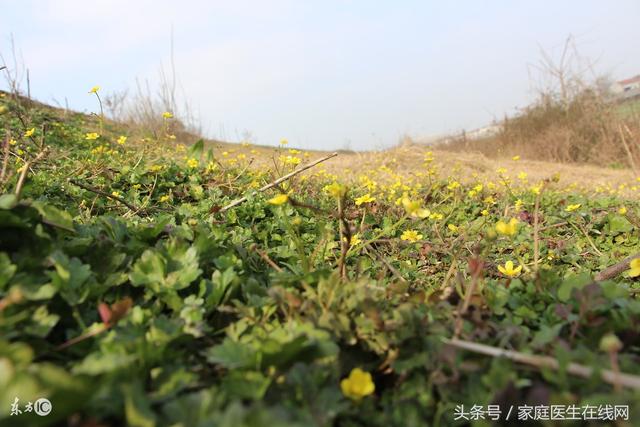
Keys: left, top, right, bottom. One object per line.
{"left": 219, "top": 152, "right": 338, "bottom": 212}
{"left": 337, "top": 194, "right": 351, "bottom": 279}
{"left": 573, "top": 221, "right": 603, "bottom": 257}
{"left": 0, "top": 131, "right": 10, "bottom": 185}
{"left": 124, "top": 174, "right": 158, "bottom": 218}
{"left": 539, "top": 221, "right": 568, "bottom": 232}
{"left": 15, "top": 148, "right": 48, "bottom": 199}
{"left": 454, "top": 258, "right": 484, "bottom": 338}
{"left": 250, "top": 244, "right": 283, "bottom": 273}
{"left": 364, "top": 244, "right": 407, "bottom": 283}
{"left": 69, "top": 179, "right": 140, "bottom": 212}
{"left": 443, "top": 337, "right": 640, "bottom": 390}
{"left": 595, "top": 252, "right": 640, "bottom": 282}
{"left": 533, "top": 190, "right": 542, "bottom": 270}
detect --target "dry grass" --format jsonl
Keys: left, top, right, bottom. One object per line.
{"left": 438, "top": 91, "right": 640, "bottom": 170}
{"left": 198, "top": 140, "right": 639, "bottom": 197}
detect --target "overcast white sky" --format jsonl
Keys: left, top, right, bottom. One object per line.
{"left": 1, "top": 1, "right": 639, "bottom": 150}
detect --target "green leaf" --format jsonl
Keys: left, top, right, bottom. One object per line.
{"left": 188, "top": 139, "right": 204, "bottom": 159}
{"left": 73, "top": 348, "right": 137, "bottom": 375}
{"left": 0, "top": 194, "right": 17, "bottom": 210}
{"left": 606, "top": 214, "right": 633, "bottom": 234}
{"left": 130, "top": 249, "right": 167, "bottom": 291}
{"left": 207, "top": 268, "right": 236, "bottom": 307}
{"left": 206, "top": 339, "right": 257, "bottom": 369}
{"left": 221, "top": 370, "right": 271, "bottom": 400}
{"left": 531, "top": 323, "right": 563, "bottom": 348}
{"left": 557, "top": 272, "right": 592, "bottom": 302}
{"left": 129, "top": 239, "right": 202, "bottom": 292}
{"left": 48, "top": 251, "right": 92, "bottom": 305}
{"left": 123, "top": 382, "right": 157, "bottom": 427}
{"left": 32, "top": 201, "right": 75, "bottom": 231}
{"left": 0, "top": 252, "right": 16, "bottom": 289}
{"left": 23, "top": 305, "right": 60, "bottom": 337}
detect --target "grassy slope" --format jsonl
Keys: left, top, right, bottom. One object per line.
{"left": 2, "top": 93, "right": 640, "bottom": 426}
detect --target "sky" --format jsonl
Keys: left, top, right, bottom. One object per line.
{"left": 1, "top": 1, "right": 639, "bottom": 151}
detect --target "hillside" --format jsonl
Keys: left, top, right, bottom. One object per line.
{"left": 2, "top": 92, "right": 640, "bottom": 426}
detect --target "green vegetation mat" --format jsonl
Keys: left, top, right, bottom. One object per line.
{"left": 2, "top": 93, "right": 640, "bottom": 426}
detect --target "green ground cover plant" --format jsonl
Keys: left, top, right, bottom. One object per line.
{"left": 1, "top": 90, "right": 640, "bottom": 426}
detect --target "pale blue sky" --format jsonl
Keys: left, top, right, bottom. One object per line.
{"left": 1, "top": 1, "right": 639, "bottom": 150}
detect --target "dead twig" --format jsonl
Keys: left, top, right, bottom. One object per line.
{"left": 443, "top": 337, "right": 640, "bottom": 390}
{"left": 539, "top": 221, "right": 568, "bottom": 232}
{"left": 15, "top": 148, "right": 48, "bottom": 199}
{"left": 337, "top": 193, "right": 350, "bottom": 279}
{"left": 69, "top": 179, "right": 141, "bottom": 212}
{"left": 220, "top": 152, "right": 338, "bottom": 212}
{"left": 595, "top": 253, "right": 640, "bottom": 282}
{"left": 454, "top": 257, "right": 484, "bottom": 338}
{"left": 364, "top": 244, "right": 407, "bottom": 283}
{"left": 533, "top": 191, "right": 542, "bottom": 269}
{"left": 0, "top": 131, "right": 10, "bottom": 185}
{"left": 251, "top": 244, "right": 283, "bottom": 273}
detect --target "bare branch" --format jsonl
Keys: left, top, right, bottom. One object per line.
{"left": 220, "top": 152, "right": 338, "bottom": 212}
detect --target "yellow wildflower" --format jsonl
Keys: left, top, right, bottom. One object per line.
{"left": 512, "top": 155, "right": 520, "bottom": 161}
{"left": 565, "top": 204, "right": 581, "bottom": 212}
{"left": 111, "top": 191, "right": 121, "bottom": 198}
{"left": 481, "top": 209, "right": 489, "bottom": 216}
{"left": 350, "top": 234, "right": 362, "bottom": 246}
{"left": 9, "top": 138, "right": 17, "bottom": 146}
{"left": 629, "top": 259, "right": 640, "bottom": 278}
{"left": 514, "top": 199, "right": 524, "bottom": 211}
{"left": 340, "top": 368, "right": 375, "bottom": 401}
{"left": 24, "top": 128, "right": 35, "bottom": 138}
{"left": 159, "top": 195, "right": 170, "bottom": 203}
{"left": 268, "top": 193, "right": 289, "bottom": 205}
{"left": 517, "top": 172, "right": 528, "bottom": 180}
{"left": 447, "top": 224, "right": 459, "bottom": 233}
{"left": 402, "top": 196, "right": 429, "bottom": 218}
{"left": 162, "top": 111, "right": 173, "bottom": 119}
{"left": 117, "top": 135, "right": 127, "bottom": 145}
{"left": 88, "top": 86, "right": 100, "bottom": 93}
{"left": 355, "top": 193, "right": 376, "bottom": 206}
{"left": 495, "top": 218, "right": 518, "bottom": 236}
{"left": 429, "top": 212, "right": 443, "bottom": 221}
{"left": 324, "top": 182, "right": 347, "bottom": 198}
{"left": 498, "top": 260, "right": 522, "bottom": 278}
{"left": 618, "top": 207, "right": 627, "bottom": 215}
{"left": 85, "top": 132, "right": 100, "bottom": 140}
{"left": 282, "top": 155, "right": 301, "bottom": 165}
{"left": 186, "top": 158, "right": 199, "bottom": 168}
{"left": 280, "top": 138, "right": 288, "bottom": 145}
{"left": 400, "top": 229, "right": 423, "bottom": 242}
